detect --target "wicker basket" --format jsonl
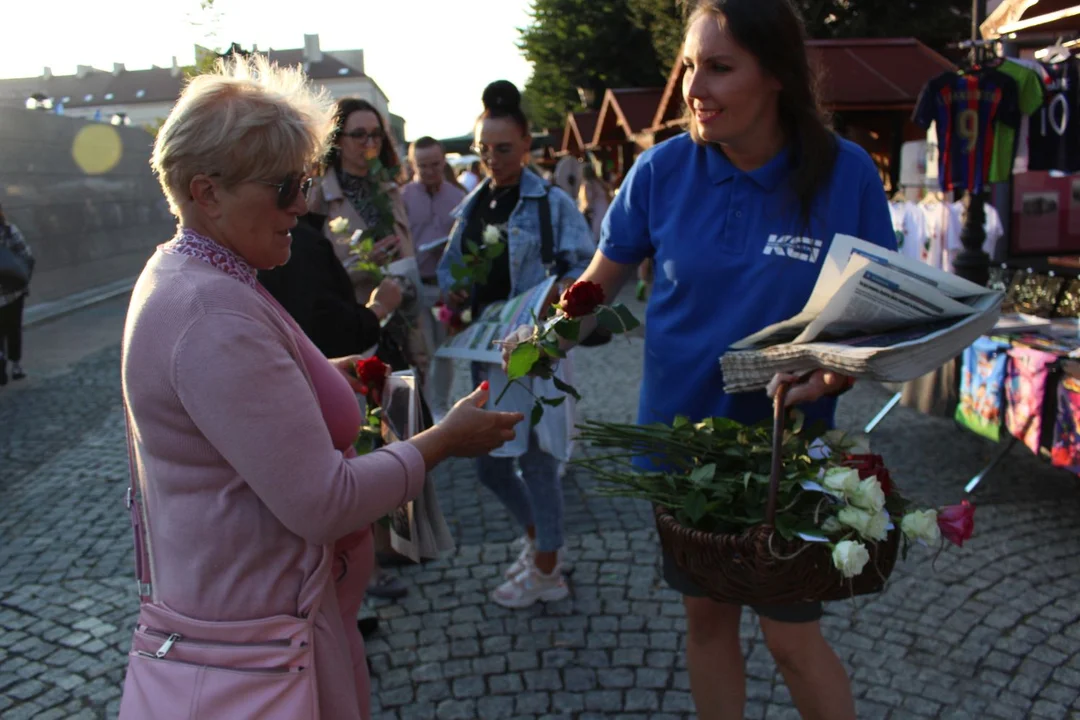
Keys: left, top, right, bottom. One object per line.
{"left": 654, "top": 383, "right": 901, "bottom": 605}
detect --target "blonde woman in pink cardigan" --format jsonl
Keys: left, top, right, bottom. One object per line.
{"left": 117, "top": 56, "right": 522, "bottom": 720}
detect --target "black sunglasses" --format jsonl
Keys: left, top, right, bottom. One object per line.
{"left": 341, "top": 128, "right": 384, "bottom": 144}
{"left": 255, "top": 173, "right": 314, "bottom": 209}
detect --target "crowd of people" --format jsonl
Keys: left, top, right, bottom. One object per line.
{"left": 112, "top": 0, "right": 894, "bottom": 718}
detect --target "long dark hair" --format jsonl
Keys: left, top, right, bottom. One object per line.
{"left": 322, "top": 97, "right": 400, "bottom": 176}
{"left": 476, "top": 80, "right": 529, "bottom": 137}
{"left": 683, "top": 0, "right": 836, "bottom": 228}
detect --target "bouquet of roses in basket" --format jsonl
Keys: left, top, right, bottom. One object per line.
{"left": 499, "top": 280, "right": 641, "bottom": 423}
{"left": 576, "top": 413, "right": 975, "bottom": 579}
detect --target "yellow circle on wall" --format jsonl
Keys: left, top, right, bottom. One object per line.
{"left": 72, "top": 124, "right": 123, "bottom": 175}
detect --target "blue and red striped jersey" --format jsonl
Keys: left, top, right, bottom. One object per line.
{"left": 914, "top": 69, "right": 1020, "bottom": 193}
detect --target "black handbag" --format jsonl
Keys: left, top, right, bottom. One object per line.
{"left": 0, "top": 241, "right": 29, "bottom": 291}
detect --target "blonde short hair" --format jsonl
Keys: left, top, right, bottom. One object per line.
{"left": 151, "top": 54, "right": 335, "bottom": 216}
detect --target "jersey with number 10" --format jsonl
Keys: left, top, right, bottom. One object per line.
{"left": 914, "top": 70, "right": 1020, "bottom": 193}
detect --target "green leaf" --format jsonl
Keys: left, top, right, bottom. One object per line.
{"left": 789, "top": 410, "right": 805, "bottom": 435}
{"left": 551, "top": 375, "right": 581, "bottom": 400}
{"left": 531, "top": 401, "right": 544, "bottom": 425}
{"left": 540, "top": 396, "right": 566, "bottom": 407}
{"left": 594, "top": 307, "right": 622, "bottom": 333}
{"left": 450, "top": 264, "right": 469, "bottom": 281}
{"left": 610, "top": 303, "right": 641, "bottom": 331}
{"left": 466, "top": 240, "right": 480, "bottom": 255}
{"left": 507, "top": 343, "right": 541, "bottom": 380}
{"left": 485, "top": 243, "right": 505, "bottom": 259}
{"left": 689, "top": 463, "right": 716, "bottom": 486}
{"left": 683, "top": 491, "right": 707, "bottom": 524}
{"left": 553, "top": 318, "right": 580, "bottom": 341}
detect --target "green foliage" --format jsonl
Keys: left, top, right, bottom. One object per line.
{"left": 517, "top": 0, "right": 971, "bottom": 131}
{"left": 518, "top": 0, "right": 671, "bottom": 129}
{"left": 575, "top": 413, "right": 833, "bottom": 536}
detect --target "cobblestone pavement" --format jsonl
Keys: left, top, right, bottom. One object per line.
{"left": 2, "top": 291, "right": 1080, "bottom": 719}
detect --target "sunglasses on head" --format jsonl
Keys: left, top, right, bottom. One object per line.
{"left": 341, "top": 128, "right": 384, "bottom": 144}
{"left": 255, "top": 172, "right": 314, "bottom": 209}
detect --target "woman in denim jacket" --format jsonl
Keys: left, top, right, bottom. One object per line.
{"left": 437, "top": 81, "right": 595, "bottom": 608}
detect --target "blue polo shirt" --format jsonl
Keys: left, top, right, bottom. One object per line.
{"left": 600, "top": 133, "right": 895, "bottom": 446}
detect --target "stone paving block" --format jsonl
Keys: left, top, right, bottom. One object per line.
{"left": 435, "top": 698, "right": 476, "bottom": 719}
{"left": 584, "top": 689, "right": 623, "bottom": 712}
{"left": 489, "top": 672, "right": 525, "bottom": 695}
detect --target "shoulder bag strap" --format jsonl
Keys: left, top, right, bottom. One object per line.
{"left": 123, "top": 403, "right": 154, "bottom": 603}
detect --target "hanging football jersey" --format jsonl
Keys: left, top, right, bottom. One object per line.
{"left": 1004, "top": 346, "right": 1057, "bottom": 454}
{"left": 1028, "top": 58, "right": 1080, "bottom": 173}
{"left": 989, "top": 60, "right": 1046, "bottom": 183}
{"left": 914, "top": 69, "right": 1021, "bottom": 193}
{"left": 956, "top": 337, "right": 1011, "bottom": 442}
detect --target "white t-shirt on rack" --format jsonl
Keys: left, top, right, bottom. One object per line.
{"left": 889, "top": 200, "right": 928, "bottom": 261}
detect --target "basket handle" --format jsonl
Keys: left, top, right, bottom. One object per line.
{"left": 765, "top": 381, "right": 790, "bottom": 527}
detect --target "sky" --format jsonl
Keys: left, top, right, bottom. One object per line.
{"left": 0, "top": 0, "right": 536, "bottom": 140}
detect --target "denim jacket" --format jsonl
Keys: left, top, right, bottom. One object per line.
{"left": 436, "top": 167, "right": 595, "bottom": 298}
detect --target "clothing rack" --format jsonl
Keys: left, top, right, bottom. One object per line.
{"left": 1034, "top": 37, "right": 1080, "bottom": 61}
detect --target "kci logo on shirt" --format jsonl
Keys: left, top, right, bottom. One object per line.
{"left": 762, "top": 235, "right": 823, "bottom": 263}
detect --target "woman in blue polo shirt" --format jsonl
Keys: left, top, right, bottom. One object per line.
{"left": 552, "top": 1, "right": 894, "bottom": 718}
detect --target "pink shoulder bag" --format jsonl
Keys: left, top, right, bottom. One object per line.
{"left": 116, "top": 413, "right": 331, "bottom": 720}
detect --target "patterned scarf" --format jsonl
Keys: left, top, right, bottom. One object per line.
{"left": 161, "top": 227, "right": 257, "bottom": 289}
{"left": 338, "top": 170, "right": 385, "bottom": 231}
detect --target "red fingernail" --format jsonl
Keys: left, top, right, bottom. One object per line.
{"left": 480, "top": 381, "right": 490, "bottom": 391}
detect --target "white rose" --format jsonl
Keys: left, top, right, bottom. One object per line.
{"left": 901, "top": 509, "right": 940, "bottom": 545}
{"left": 460, "top": 308, "right": 473, "bottom": 324}
{"left": 837, "top": 506, "right": 889, "bottom": 541}
{"left": 832, "top": 540, "right": 870, "bottom": 578}
{"left": 849, "top": 477, "right": 886, "bottom": 513}
{"left": 328, "top": 216, "right": 350, "bottom": 235}
{"left": 822, "top": 467, "right": 860, "bottom": 497}
{"left": 482, "top": 224, "right": 502, "bottom": 246}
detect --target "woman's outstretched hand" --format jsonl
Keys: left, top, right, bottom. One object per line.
{"left": 766, "top": 370, "right": 855, "bottom": 407}
{"left": 437, "top": 382, "right": 524, "bottom": 457}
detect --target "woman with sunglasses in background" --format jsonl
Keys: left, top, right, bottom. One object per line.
{"left": 308, "top": 98, "right": 431, "bottom": 381}
{"left": 436, "top": 81, "right": 596, "bottom": 608}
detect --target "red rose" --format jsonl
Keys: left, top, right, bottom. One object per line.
{"left": 842, "top": 454, "right": 893, "bottom": 496}
{"left": 355, "top": 356, "right": 389, "bottom": 401}
{"left": 937, "top": 500, "right": 975, "bottom": 547}
{"left": 560, "top": 281, "right": 606, "bottom": 318}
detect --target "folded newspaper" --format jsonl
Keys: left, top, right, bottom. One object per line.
{"left": 720, "top": 234, "right": 1004, "bottom": 393}
{"left": 380, "top": 371, "right": 455, "bottom": 562}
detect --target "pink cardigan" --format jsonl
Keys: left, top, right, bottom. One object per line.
{"left": 121, "top": 250, "right": 425, "bottom": 718}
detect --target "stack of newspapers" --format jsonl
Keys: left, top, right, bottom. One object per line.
{"left": 720, "top": 235, "right": 1004, "bottom": 393}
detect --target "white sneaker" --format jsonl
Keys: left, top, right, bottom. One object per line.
{"left": 504, "top": 539, "right": 573, "bottom": 578}
{"left": 491, "top": 564, "right": 569, "bottom": 609}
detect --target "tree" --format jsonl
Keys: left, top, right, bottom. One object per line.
{"left": 518, "top": 0, "right": 670, "bottom": 130}
{"left": 518, "top": 0, "right": 972, "bottom": 132}
{"left": 796, "top": 0, "right": 971, "bottom": 54}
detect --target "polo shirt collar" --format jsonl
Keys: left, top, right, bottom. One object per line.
{"left": 705, "top": 143, "right": 791, "bottom": 192}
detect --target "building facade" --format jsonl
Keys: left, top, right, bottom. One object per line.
{"left": 0, "top": 34, "right": 406, "bottom": 151}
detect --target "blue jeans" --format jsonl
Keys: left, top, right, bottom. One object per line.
{"left": 471, "top": 363, "right": 565, "bottom": 552}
